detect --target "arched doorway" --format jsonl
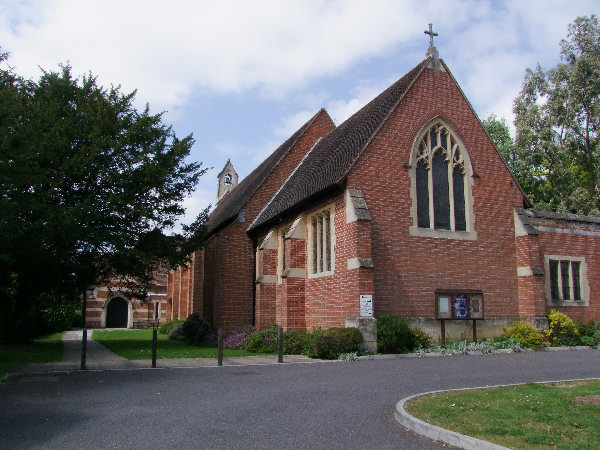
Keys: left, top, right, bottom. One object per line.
{"left": 106, "top": 297, "right": 128, "bottom": 328}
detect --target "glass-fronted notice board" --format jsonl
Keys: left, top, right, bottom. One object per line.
{"left": 436, "top": 292, "right": 484, "bottom": 320}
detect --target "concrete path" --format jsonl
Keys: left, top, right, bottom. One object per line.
{"left": 9, "top": 329, "right": 319, "bottom": 374}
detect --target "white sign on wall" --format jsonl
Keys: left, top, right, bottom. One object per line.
{"left": 360, "top": 295, "right": 373, "bottom": 317}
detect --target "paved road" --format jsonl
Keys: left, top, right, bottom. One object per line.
{"left": 2, "top": 349, "right": 599, "bottom": 449}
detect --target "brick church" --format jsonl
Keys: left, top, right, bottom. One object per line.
{"left": 87, "top": 32, "right": 599, "bottom": 339}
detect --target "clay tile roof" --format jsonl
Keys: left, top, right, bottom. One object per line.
{"left": 247, "top": 59, "right": 428, "bottom": 232}
{"left": 206, "top": 109, "right": 329, "bottom": 236}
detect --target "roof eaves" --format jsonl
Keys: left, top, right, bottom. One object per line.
{"left": 205, "top": 109, "right": 327, "bottom": 236}
{"left": 334, "top": 58, "right": 428, "bottom": 185}
{"left": 247, "top": 136, "right": 323, "bottom": 232}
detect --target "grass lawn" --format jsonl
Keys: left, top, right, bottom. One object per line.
{"left": 0, "top": 332, "right": 64, "bottom": 379}
{"left": 92, "top": 329, "right": 264, "bottom": 360}
{"left": 405, "top": 379, "right": 600, "bottom": 449}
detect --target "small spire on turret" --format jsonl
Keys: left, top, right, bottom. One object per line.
{"left": 216, "top": 158, "right": 238, "bottom": 204}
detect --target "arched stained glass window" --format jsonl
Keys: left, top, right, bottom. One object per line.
{"left": 414, "top": 121, "right": 467, "bottom": 232}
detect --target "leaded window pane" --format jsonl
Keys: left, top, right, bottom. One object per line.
{"left": 432, "top": 151, "right": 450, "bottom": 230}
{"left": 430, "top": 129, "right": 438, "bottom": 148}
{"left": 560, "top": 261, "right": 570, "bottom": 300}
{"left": 312, "top": 217, "right": 317, "bottom": 274}
{"left": 453, "top": 167, "right": 466, "bottom": 231}
{"left": 325, "top": 211, "right": 331, "bottom": 272}
{"left": 572, "top": 262, "right": 581, "bottom": 300}
{"left": 319, "top": 214, "right": 324, "bottom": 273}
{"left": 416, "top": 161, "right": 430, "bottom": 228}
{"left": 550, "top": 260, "right": 559, "bottom": 299}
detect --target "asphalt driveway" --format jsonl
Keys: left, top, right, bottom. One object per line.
{"left": 2, "top": 349, "right": 599, "bottom": 449}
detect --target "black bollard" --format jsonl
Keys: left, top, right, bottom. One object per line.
{"left": 278, "top": 327, "right": 283, "bottom": 363}
{"left": 152, "top": 325, "right": 158, "bottom": 368}
{"left": 217, "top": 328, "right": 223, "bottom": 366}
{"left": 80, "top": 329, "right": 87, "bottom": 370}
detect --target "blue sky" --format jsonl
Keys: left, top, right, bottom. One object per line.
{"left": 1, "top": 0, "right": 597, "bottom": 229}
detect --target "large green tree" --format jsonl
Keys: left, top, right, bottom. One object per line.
{"left": 0, "top": 52, "right": 208, "bottom": 342}
{"left": 512, "top": 15, "right": 600, "bottom": 216}
{"left": 482, "top": 114, "right": 517, "bottom": 175}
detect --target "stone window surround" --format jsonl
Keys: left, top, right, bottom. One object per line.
{"left": 544, "top": 255, "right": 589, "bottom": 306}
{"left": 276, "top": 223, "right": 292, "bottom": 283}
{"left": 408, "top": 118, "right": 477, "bottom": 240}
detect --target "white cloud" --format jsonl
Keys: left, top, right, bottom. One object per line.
{"left": 0, "top": 0, "right": 424, "bottom": 113}
{"left": 3, "top": 0, "right": 598, "bottom": 229}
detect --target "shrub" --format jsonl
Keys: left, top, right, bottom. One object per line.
{"left": 181, "top": 313, "right": 212, "bottom": 346}
{"left": 576, "top": 320, "right": 600, "bottom": 347}
{"left": 223, "top": 325, "right": 256, "bottom": 349}
{"left": 167, "top": 323, "right": 186, "bottom": 342}
{"left": 503, "top": 321, "right": 546, "bottom": 349}
{"left": 245, "top": 328, "right": 278, "bottom": 353}
{"left": 283, "top": 329, "right": 312, "bottom": 355}
{"left": 412, "top": 327, "right": 432, "bottom": 348}
{"left": 308, "top": 327, "right": 362, "bottom": 359}
{"left": 545, "top": 310, "right": 579, "bottom": 346}
{"left": 159, "top": 319, "right": 185, "bottom": 335}
{"left": 377, "top": 314, "right": 417, "bottom": 353}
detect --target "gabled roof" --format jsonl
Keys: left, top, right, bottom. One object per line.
{"left": 206, "top": 109, "right": 330, "bottom": 236}
{"left": 247, "top": 58, "right": 428, "bottom": 233}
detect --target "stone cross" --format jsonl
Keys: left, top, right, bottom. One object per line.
{"left": 424, "top": 23, "right": 438, "bottom": 49}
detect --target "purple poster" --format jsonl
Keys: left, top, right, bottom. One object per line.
{"left": 453, "top": 295, "right": 468, "bottom": 319}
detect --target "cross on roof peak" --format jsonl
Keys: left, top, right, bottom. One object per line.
{"left": 424, "top": 23, "right": 441, "bottom": 66}
{"left": 424, "top": 23, "right": 438, "bottom": 53}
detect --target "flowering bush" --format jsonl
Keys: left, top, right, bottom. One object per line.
{"left": 412, "top": 327, "right": 431, "bottom": 348}
{"left": 545, "top": 310, "right": 579, "bottom": 346}
{"left": 503, "top": 321, "right": 546, "bottom": 349}
{"left": 223, "top": 325, "right": 256, "bottom": 349}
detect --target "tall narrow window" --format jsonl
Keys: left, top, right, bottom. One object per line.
{"left": 560, "top": 261, "right": 571, "bottom": 300}
{"left": 310, "top": 208, "right": 333, "bottom": 275}
{"left": 279, "top": 226, "right": 290, "bottom": 275}
{"left": 416, "top": 161, "right": 430, "bottom": 228}
{"left": 432, "top": 152, "right": 450, "bottom": 230}
{"left": 549, "top": 260, "right": 560, "bottom": 300}
{"left": 414, "top": 121, "right": 468, "bottom": 233}
{"left": 572, "top": 262, "right": 581, "bottom": 301}
{"left": 325, "top": 211, "right": 331, "bottom": 272}
{"left": 312, "top": 216, "right": 318, "bottom": 274}
{"left": 453, "top": 167, "right": 466, "bottom": 231}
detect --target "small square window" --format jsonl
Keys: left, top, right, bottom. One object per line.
{"left": 545, "top": 256, "right": 588, "bottom": 305}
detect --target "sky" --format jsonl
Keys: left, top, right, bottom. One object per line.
{"left": 1, "top": 0, "right": 597, "bottom": 229}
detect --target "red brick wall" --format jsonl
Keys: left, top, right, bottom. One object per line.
{"left": 344, "top": 67, "right": 525, "bottom": 320}
{"left": 515, "top": 234, "right": 546, "bottom": 318}
{"left": 303, "top": 194, "right": 371, "bottom": 330}
{"left": 199, "top": 111, "right": 334, "bottom": 332}
{"left": 85, "top": 275, "right": 168, "bottom": 328}
{"left": 532, "top": 218, "right": 600, "bottom": 323}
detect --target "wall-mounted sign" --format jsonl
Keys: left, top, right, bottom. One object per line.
{"left": 436, "top": 292, "right": 484, "bottom": 320}
{"left": 360, "top": 295, "right": 373, "bottom": 317}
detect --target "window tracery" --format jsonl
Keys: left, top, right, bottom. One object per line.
{"left": 410, "top": 120, "right": 475, "bottom": 239}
